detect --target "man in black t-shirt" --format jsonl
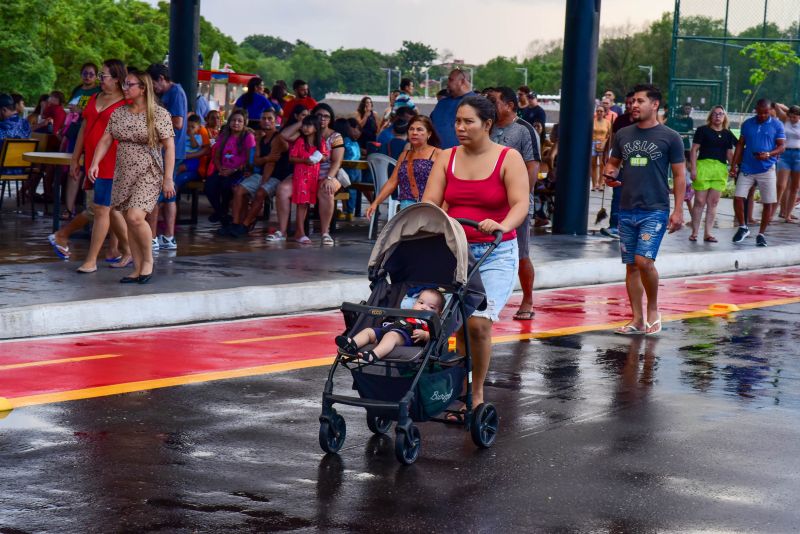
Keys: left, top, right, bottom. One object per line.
{"left": 602, "top": 84, "right": 686, "bottom": 336}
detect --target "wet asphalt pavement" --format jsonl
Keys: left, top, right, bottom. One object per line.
{"left": 2, "top": 305, "right": 800, "bottom": 533}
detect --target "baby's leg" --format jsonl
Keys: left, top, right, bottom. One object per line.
{"left": 352, "top": 328, "right": 377, "bottom": 348}
{"left": 369, "top": 331, "right": 405, "bottom": 359}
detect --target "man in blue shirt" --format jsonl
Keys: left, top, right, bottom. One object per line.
{"left": 730, "top": 99, "right": 786, "bottom": 246}
{"left": 430, "top": 69, "right": 476, "bottom": 149}
{"left": 392, "top": 78, "right": 416, "bottom": 114}
{"left": 147, "top": 63, "right": 188, "bottom": 251}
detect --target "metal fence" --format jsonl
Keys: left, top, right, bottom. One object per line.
{"left": 669, "top": 0, "right": 800, "bottom": 122}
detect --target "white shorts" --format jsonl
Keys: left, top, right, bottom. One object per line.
{"left": 735, "top": 167, "right": 777, "bottom": 204}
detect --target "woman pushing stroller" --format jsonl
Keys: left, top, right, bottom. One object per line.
{"left": 335, "top": 289, "right": 445, "bottom": 362}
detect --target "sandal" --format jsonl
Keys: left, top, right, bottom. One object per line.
{"left": 321, "top": 233, "right": 335, "bottom": 246}
{"left": 104, "top": 255, "right": 123, "bottom": 263}
{"left": 334, "top": 335, "right": 358, "bottom": 355}
{"left": 444, "top": 407, "right": 467, "bottom": 424}
{"left": 703, "top": 235, "right": 718, "bottom": 243}
{"left": 265, "top": 231, "right": 286, "bottom": 242}
{"left": 293, "top": 235, "right": 311, "bottom": 244}
{"left": 110, "top": 256, "right": 134, "bottom": 269}
{"left": 614, "top": 323, "right": 646, "bottom": 335}
{"left": 513, "top": 309, "right": 535, "bottom": 320}
{"left": 47, "top": 234, "right": 70, "bottom": 260}
{"left": 646, "top": 315, "right": 662, "bottom": 335}
{"left": 358, "top": 350, "right": 379, "bottom": 363}
{"left": 688, "top": 234, "right": 697, "bottom": 242}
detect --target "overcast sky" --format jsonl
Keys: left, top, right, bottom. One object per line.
{"left": 152, "top": 0, "right": 676, "bottom": 64}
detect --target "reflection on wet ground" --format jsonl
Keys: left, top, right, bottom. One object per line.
{"left": 1, "top": 306, "right": 799, "bottom": 532}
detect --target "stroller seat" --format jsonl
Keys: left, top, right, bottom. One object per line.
{"left": 358, "top": 344, "right": 425, "bottom": 363}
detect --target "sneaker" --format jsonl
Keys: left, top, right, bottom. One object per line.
{"left": 600, "top": 227, "right": 619, "bottom": 239}
{"left": 732, "top": 226, "right": 750, "bottom": 243}
{"left": 151, "top": 237, "right": 160, "bottom": 250}
{"left": 159, "top": 235, "right": 178, "bottom": 250}
{"left": 265, "top": 230, "right": 286, "bottom": 242}
{"left": 756, "top": 234, "right": 767, "bottom": 247}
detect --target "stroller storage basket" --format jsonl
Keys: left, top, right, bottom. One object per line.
{"left": 351, "top": 364, "right": 465, "bottom": 422}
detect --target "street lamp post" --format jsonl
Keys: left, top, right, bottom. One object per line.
{"left": 638, "top": 64, "right": 653, "bottom": 84}
{"left": 380, "top": 67, "right": 392, "bottom": 96}
{"left": 515, "top": 67, "right": 528, "bottom": 87}
{"left": 714, "top": 65, "right": 731, "bottom": 111}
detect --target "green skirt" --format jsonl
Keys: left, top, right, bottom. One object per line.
{"left": 693, "top": 159, "right": 729, "bottom": 192}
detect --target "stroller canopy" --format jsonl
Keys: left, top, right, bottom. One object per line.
{"left": 368, "top": 202, "right": 472, "bottom": 286}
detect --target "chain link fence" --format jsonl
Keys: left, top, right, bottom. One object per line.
{"left": 669, "top": 0, "right": 800, "bottom": 127}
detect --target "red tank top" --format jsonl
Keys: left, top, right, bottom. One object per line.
{"left": 82, "top": 94, "right": 126, "bottom": 180}
{"left": 443, "top": 146, "right": 516, "bottom": 243}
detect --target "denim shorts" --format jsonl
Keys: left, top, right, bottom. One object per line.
{"left": 777, "top": 148, "right": 800, "bottom": 172}
{"left": 93, "top": 178, "right": 113, "bottom": 207}
{"left": 469, "top": 239, "right": 519, "bottom": 322}
{"left": 618, "top": 208, "right": 669, "bottom": 264}
{"left": 239, "top": 174, "right": 281, "bottom": 197}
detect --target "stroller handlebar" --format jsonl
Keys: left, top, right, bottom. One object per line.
{"left": 454, "top": 218, "right": 505, "bottom": 246}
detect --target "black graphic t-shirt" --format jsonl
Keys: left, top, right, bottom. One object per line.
{"left": 612, "top": 123, "right": 685, "bottom": 211}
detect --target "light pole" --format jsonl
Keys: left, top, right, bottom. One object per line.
{"left": 714, "top": 65, "right": 730, "bottom": 111}
{"left": 380, "top": 67, "right": 392, "bottom": 96}
{"left": 421, "top": 67, "right": 430, "bottom": 98}
{"left": 515, "top": 67, "right": 528, "bottom": 87}
{"left": 638, "top": 64, "right": 653, "bottom": 84}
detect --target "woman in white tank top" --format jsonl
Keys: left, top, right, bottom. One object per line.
{"left": 775, "top": 103, "right": 800, "bottom": 222}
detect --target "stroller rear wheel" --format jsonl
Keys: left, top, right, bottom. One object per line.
{"left": 394, "top": 424, "right": 421, "bottom": 465}
{"left": 470, "top": 403, "right": 499, "bottom": 448}
{"left": 366, "top": 413, "right": 393, "bottom": 434}
{"left": 319, "top": 411, "right": 347, "bottom": 454}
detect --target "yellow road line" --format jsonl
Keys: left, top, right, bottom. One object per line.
{"left": 6, "top": 356, "right": 335, "bottom": 409}
{"left": 0, "top": 354, "right": 120, "bottom": 372}
{"left": 221, "top": 331, "right": 331, "bottom": 345}
{"left": 5, "top": 296, "right": 800, "bottom": 410}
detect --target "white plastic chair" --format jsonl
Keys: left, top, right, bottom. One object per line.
{"left": 367, "top": 152, "right": 399, "bottom": 240}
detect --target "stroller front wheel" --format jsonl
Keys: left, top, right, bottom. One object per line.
{"left": 366, "top": 413, "right": 393, "bottom": 435}
{"left": 470, "top": 403, "right": 499, "bottom": 448}
{"left": 319, "top": 411, "right": 347, "bottom": 454}
{"left": 394, "top": 424, "right": 421, "bottom": 465}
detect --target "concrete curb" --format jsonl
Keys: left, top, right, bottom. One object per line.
{"left": 3, "top": 245, "right": 800, "bottom": 340}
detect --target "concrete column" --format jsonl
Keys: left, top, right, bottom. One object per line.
{"left": 169, "top": 0, "right": 200, "bottom": 111}
{"left": 552, "top": 0, "right": 601, "bottom": 235}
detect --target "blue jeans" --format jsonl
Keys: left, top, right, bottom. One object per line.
{"left": 618, "top": 208, "right": 668, "bottom": 264}
{"left": 469, "top": 239, "right": 519, "bottom": 322}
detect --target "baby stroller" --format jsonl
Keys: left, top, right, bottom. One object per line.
{"left": 318, "top": 202, "right": 504, "bottom": 464}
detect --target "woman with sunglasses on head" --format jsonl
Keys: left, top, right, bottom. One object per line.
{"left": 688, "top": 106, "right": 737, "bottom": 243}
{"left": 89, "top": 70, "right": 175, "bottom": 284}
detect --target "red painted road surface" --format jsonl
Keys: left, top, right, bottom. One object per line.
{"left": 2, "top": 268, "right": 800, "bottom": 402}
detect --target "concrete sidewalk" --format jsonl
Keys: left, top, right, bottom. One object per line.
{"left": 1, "top": 193, "right": 799, "bottom": 339}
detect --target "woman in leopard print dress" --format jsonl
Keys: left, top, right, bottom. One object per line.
{"left": 90, "top": 70, "right": 175, "bottom": 284}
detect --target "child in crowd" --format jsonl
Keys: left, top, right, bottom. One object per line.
{"left": 205, "top": 110, "right": 221, "bottom": 143}
{"left": 335, "top": 288, "right": 445, "bottom": 362}
{"left": 288, "top": 115, "right": 327, "bottom": 244}
{"left": 179, "top": 115, "right": 204, "bottom": 176}
{"left": 333, "top": 118, "right": 363, "bottom": 220}
{"left": 204, "top": 109, "right": 256, "bottom": 225}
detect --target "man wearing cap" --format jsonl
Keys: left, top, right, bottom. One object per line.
{"left": 517, "top": 86, "right": 547, "bottom": 129}
{"left": 0, "top": 93, "right": 32, "bottom": 151}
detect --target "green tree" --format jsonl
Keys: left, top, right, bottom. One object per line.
{"left": 739, "top": 42, "right": 800, "bottom": 112}
{"left": 473, "top": 56, "right": 521, "bottom": 90}
{"left": 329, "top": 48, "right": 387, "bottom": 94}
{"left": 397, "top": 41, "right": 437, "bottom": 83}
{"left": 241, "top": 35, "right": 296, "bottom": 60}
{"left": 289, "top": 45, "right": 336, "bottom": 96}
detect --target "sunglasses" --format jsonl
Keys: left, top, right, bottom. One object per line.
{"left": 122, "top": 81, "right": 143, "bottom": 90}
{"left": 81, "top": 71, "right": 96, "bottom": 77}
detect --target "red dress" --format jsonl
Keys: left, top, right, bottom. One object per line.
{"left": 290, "top": 138, "right": 327, "bottom": 205}
{"left": 82, "top": 94, "right": 126, "bottom": 181}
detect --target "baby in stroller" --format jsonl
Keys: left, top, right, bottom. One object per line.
{"left": 335, "top": 288, "right": 445, "bottom": 362}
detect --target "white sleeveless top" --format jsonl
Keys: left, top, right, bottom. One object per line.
{"left": 783, "top": 119, "right": 800, "bottom": 149}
